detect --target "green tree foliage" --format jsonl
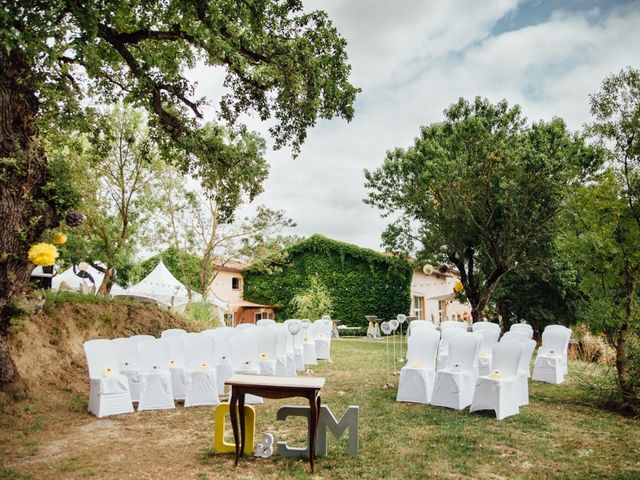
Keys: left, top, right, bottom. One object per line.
{"left": 364, "top": 97, "right": 600, "bottom": 322}
{"left": 244, "top": 235, "right": 413, "bottom": 326}
{"left": 559, "top": 66, "right": 640, "bottom": 403}
{"left": 149, "top": 163, "right": 295, "bottom": 297}
{"left": 559, "top": 171, "right": 640, "bottom": 406}
{"left": 491, "top": 260, "right": 579, "bottom": 334}
{"left": 291, "top": 277, "right": 333, "bottom": 320}
{"left": 0, "top": 1, "right": 358, "bottom": 388}
{"left": 59, "top": 105, "right": 164, "bottom": 293}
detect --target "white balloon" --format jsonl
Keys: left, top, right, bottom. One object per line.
{"left": 301, "top": 319, "right": 311, "bottom": 329}
{"left": 397, "top": 314, "right": 407, "bottom": 324}
{"left": 321, "top": 315, "right": 331, "bottom": 321}
{"left": 390, "top": 319, "right": 399, "bottom": 330}
{"left": 381, "top": 321, "right": 392, "bottom": 335}
{"left": 287, "top": 322, "right": 301, "bottom": 335}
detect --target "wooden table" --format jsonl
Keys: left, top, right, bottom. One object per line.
{"left": 225, "top": 374, "right": 326, "bottom": 472}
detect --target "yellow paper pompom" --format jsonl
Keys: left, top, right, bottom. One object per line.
{"left": 28, "top": 243, "right": 58, "bottom": 266}
{"left": 53, "top": 232, "right": 67, "bottom": 245}
{"left": 454, "top": 281, "right": 464, "bottom": 293}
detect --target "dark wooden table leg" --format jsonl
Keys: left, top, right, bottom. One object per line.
{"left": 309, "top": 390, "right": 318, "bottom": 472}
{"left": 239, "top": 391, "right": 246, "bottom": 456}
{"left": 229, "top": 388, "right": 239, "bottom": 467}
{"left": 315, "top": 393, "right": 321, "bottom": 460}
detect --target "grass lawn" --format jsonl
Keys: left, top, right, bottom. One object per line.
{"left": 1, "top": 337, "right": 639, "bottom": 479}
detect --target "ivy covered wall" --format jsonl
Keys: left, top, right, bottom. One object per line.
{"left": 243, "top": 235, "right": 413, "bottom": 326}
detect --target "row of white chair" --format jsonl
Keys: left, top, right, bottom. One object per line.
{"left": 83, "top": 319, "right": 333, "bottom": 418}
{"left": 396, "top": 323, "right": 572, "bottom": 419}
{"left": 407, "top": 321, "right": 570, "bottom": 383}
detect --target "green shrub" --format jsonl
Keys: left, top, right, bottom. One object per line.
{"left": 576, "top": 332, "right": 640, "bottom": 417}
{"left": 183, "top": 301, "right": 219, "bottom": 326}
{"left": 244, "top": 234, "right": 412, "bottom": 326}
{"left": 291, "top": 277, "right": 333, "bottom": 320}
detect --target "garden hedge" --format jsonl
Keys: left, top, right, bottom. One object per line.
{"left": 243, "top": 234, "right": 413, "bottom": 327}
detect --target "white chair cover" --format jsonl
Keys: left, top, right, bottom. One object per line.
{"left": 302, "top": 323, "right": 317, "bottom": 366}
{"left": 440, "top": 320, "right": 468, "bottom": 331}
{"left": 230, "top": 333, "right": 263, "bottom": 404}
{"left": 314, "top": 319, "right": 333, "bottom": 360}
{"left": 277, "top": 323, "right": 298, "bottom": 376}
{"left": 500, "top": 331, "right": 531, "bottom": 343}
{"left": 470, "top": 340, "right": 523, "bottom": 420}
{"left": 160, "top": 328, "right": 187, "bottom": 338}
{"left": 408, "top": 320, "right": 436, "bottom": 337}
{"left": 532, "top": 328, "right": 567, "bottom": 384}
{"left": 83, "top": 339, "right": 134, "bottom": 417}
{"left": 472, "top": 322, "right": 501, "bottom": 333}
{"left": 111, "top": 337, "right": 143, "bottom": 402}
{"left": 236, "top": 323, "right": 256, "bottom": 331}
{"left": 437, "top": 328, "right": 465, "bottom": 368}
{"left": 163, "top": 336, "right": 187, "bottom": 400}
{"left": 431, "top": 332, "right": 481, "bottom": 410}
{"left": 204, "top": 327, "right": 236, "bottom": 394}
{"left": 516, "top": 339, "right": 537, "bottom": 405}
{"left": 137, "top": 339, "right": 175, "bottom": 411}
{"left": 396, "top": 329, "right": 440, "bottom": 404}
{"left": 510, "top": 324, "right": 534, "bottom": 339}
{"left": 544, "top": 325, "right": 572, "bottom": 374}
{"left": 183, "top": 333, "right": 219, "bottom": 407}
{"left": 256, "top": 329, "right": 278, "bottom": 375}
{"left": 477, "top": 329, "right": 501, "bottom": 375}
{"left": 256, "top": 319, "right": 276, "bottom": 327}
{"left": 310, "top": 322, "right": 330, "bottom": 360}
{"left": 272, "top": 325, "right": 290, "bottom": 375}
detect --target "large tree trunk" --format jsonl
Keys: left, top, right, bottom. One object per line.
{"left": 97, "top": 268, "right": 113, "bottom": 296}
{"left": 615, "top": 322, "right": 630, "bottom": 395}
{"left": 0, "top": 48, "right": 56, "bottom": 391}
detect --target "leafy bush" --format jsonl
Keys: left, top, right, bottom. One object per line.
{"left": 576, "top": 332, "right": 640, "bottom": 417}
{"left": 569, "top": 324, "right": 615, "bottom": 365}
{"left": 183, "top": 301, "right": 220, "bottom": 326}
{"left": 291, "top": 277, "right": 333, "bottom": 320}
{"left": 244, "top": 235, "right": 413, "bottom": 326}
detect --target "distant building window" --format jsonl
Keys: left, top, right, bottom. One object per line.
{"left": 412, "top": 295, "right": 424, "bottom": 320}
{"left": 255, "top": 312, "right": 274, "bottom": 321}
{"left": 438, "top": 300, "right": 446, "bottom": 322}
{"left": 232, "top": 277, "right": 241, "bottom": 290}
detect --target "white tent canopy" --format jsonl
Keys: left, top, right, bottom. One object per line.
{"left": 50, "top": 264, "right": 106, "bottom": 293}
{"left": 112, "top": 260, "right": 201, "bottom": 309}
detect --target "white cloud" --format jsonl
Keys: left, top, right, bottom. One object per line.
{"left": 186, "top": 1, "right": 640, "bottom": 251}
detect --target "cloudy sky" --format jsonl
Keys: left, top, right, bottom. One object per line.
{"left": 189, "top": 0, "right": 640, "bottom": 251}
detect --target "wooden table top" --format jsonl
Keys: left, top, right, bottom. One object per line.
{"left": 225, "top": 374, "right": 325, "bottom": 389}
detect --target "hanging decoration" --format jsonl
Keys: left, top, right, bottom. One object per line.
{"left": 27, "top": 243, "right": 58, "bottom": 266}
{"left": 397, "top": 314, "right": 407, "bottom": 363}
{"left": 381, "top": 321, "right": 393, "bottom": 389}
{"left": 454, "top": 280, "right": 464, "bottom": 293}
{"left": 422, "top": 264, "right": 434, "bottom": 275}
{"left": 65, "top": 210, "right": 85, "bottom": 228}
{"left": 390, "top": 319, "right": 399, "bottom": 375}
{"left": 53, "top": 232, "right": 67, "bottom": 245}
